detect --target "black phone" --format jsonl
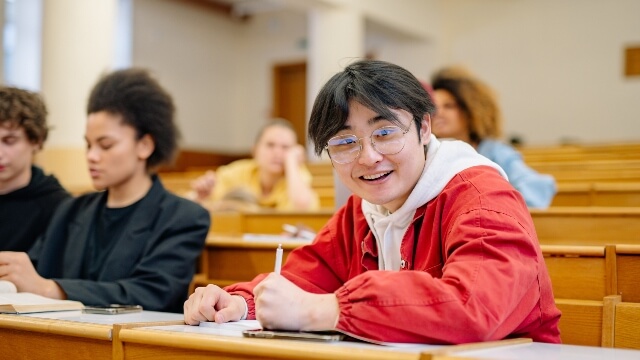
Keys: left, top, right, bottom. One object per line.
{"left": 82, "top": 304, "right": 143, "bottom": 315}
{"left": 242, "top": 329, "right": 344, "bottom": 342}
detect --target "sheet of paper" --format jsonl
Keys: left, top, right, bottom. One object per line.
{"left": 22, "top": 310, "right": 184, "bottom": 324}
{"left": 0, "top": 280, "right": 17, "bottom": 294}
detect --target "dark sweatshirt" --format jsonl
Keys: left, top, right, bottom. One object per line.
{"left": 1, "top": 166, "right": 71, "bottom": 252}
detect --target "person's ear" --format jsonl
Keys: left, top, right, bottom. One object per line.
{"left": 137, "top": 134, "right": 155, "bottom": 161}
{"left": 31, "top": 141, "right": 43, "bottom": 155}
{"left": 420, "top": 114, "right": 432, "bottom": 145}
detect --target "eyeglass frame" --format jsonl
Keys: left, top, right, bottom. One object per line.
{"left": 324, "top": 122, "right": 413, "bottom": 164}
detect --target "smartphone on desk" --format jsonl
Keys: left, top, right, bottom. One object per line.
{"left": 242, "top": 329, "right": 344, "bottom": 342}
{"left": 82, "top": 304, "right": 143, "bottom": 315}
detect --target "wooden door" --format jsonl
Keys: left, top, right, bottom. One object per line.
{"left": 272, "top": 62, "right": 307, "bottom": 146}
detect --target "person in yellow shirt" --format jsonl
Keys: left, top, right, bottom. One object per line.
{"left": 189, "top": 119, "right": 319, "bottom": 211}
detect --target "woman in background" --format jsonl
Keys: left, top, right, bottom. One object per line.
{"left": 189, "top": 119, "right": 320, "bottom": 211}
{"left": 430, "top": 66, "right": 556, "bottom": 208}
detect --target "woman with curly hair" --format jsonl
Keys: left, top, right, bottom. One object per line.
{"left": 431, "top": 66, "right": 556, "bottom": 208}
{"left": 0, "top": 69, "right": 210, "bottom": 312}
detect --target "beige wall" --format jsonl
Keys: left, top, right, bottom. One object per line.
{"left": 436, "top": 0, "right": 640, "bottom": 144}
{"left": 26, "top": 0, "right": 640, "bottom": 191}
{"left": 129, "top": 0, "right": 639, "bottom": 151}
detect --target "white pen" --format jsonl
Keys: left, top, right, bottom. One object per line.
{"left": 274, "top": 243, "right": 283, "bottom": 274}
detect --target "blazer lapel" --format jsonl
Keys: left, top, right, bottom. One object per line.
{"left": 64, "top": 194, "right": 104, "bottom": 277}
{"left": 98, "top": 177, "right": 165, "bottom": 279}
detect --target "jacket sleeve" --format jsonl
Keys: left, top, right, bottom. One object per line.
{"left": 333, "top": 206, "right": 543, "bottom": 343}
{"left": 53, "top": 199, "right": 210, "bottom": 313}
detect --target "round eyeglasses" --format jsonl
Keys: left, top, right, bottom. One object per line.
{"left": 325, "top": 125, "right": 410, "bottom": 164}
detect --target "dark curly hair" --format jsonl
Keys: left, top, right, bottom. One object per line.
{"left": 87, "top": 68, "right": 179, "bottom": 171}
{"left": 308, "top": 60, "right": 435, "bottom": 156}
{"left": 431, "top": 66, "right": 502, "bottom": 143}
{"left": 0, "top": 86, "right": 48, "bottom": 146}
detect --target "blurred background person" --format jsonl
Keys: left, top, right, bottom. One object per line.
{"left": 0, "top": 86, "right": 70, "bottom": 252}
{"left": 430, "top": 66, "right": 556, "bottom": 208}
{"left": 189, "top": 119, "right": 319, "bottom": 211}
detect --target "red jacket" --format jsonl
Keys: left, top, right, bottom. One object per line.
{"left": 226, "top": 166, "right": 561, "bottom": 344}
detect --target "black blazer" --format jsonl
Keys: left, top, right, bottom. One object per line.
{"left": 29, "top": 176, "right": 210, "bottom": 313}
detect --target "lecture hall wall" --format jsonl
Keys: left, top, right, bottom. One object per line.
{"left": 19, "top": 0, "right": 640, "bottom": 192}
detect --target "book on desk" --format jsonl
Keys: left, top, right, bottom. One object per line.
{"left": 0, "top": 280, "right": 84, "bottom": 314}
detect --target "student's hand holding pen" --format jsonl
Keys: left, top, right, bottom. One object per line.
{"left": 253, "top": 273, "right": 339, "bottom": 332}
{"left": 183, "top": 284, "right": 247, "bottom": 325}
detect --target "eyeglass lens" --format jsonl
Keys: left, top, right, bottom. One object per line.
{"left": 326, "top": 126, "right": 407, "bottom": 164}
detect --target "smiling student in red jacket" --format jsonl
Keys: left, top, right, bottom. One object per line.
{"left": 183, "top": 60, "right": 561, "bottom": 344}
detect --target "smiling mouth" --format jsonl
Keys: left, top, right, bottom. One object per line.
{"left": 360, "top": 171, "right": 392, "bottom": 181}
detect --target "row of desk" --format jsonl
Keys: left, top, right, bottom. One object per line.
{"left": 3, "top": 310, "right": 640, "bottom": 359}
{"left": 208, "top": 207, "right": 640, "bottom": 246}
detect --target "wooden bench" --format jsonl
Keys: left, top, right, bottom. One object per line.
{"left": 541, "top": 245, "right": 616, "bottom": 301}
{"left": 531, "top": 207, "right": 640, "bottom": 246}
{"left": 613, "top": 302, "right": 640, "bottom": 349}
{"left": 552, "top": 182, "right": 640, "bottom": 207}
{"left": 210, "top": 210, "right": 334, "bottom": 234}
{"left": 520, "top": 143, "right": 640, "bottom": 163}
{"left": 614, "top": 245, "right": 640, "bottom": 303}
{"left": 555, "top": 295, "right": 619, "bottom": 347}
{"left": 193, "top": 234, "right": 304, "bottom": 288}
{"left": 528, "top": 159, "right": 640, "bottom": 183}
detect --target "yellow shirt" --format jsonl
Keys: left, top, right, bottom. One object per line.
{"left": 212, "top": 159, "right": 320, "bottom": 211}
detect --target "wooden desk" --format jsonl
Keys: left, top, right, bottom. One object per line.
{"left": 114, "top": 324, "right": 531, "bottom": 360}
{"left": 444, "top": 340, "right": 640, "bottom": 360}
{"left": 0, "top": 314, "right": 112, "bottom": 360}
{"left": 195, "top": 234, "right": 307, "bottom": 288}
{"left": 0, "top": 311, "right": 184, "bottom": 360}
{"left": 210, "top": 210, "right": 334, "bottom": 234}
{"left": 531, "top": 207, "right": 640, "bottom": 245}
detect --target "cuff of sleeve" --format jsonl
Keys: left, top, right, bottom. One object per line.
{"left": 233, "top": 295, "right": 249, "bottom": 320}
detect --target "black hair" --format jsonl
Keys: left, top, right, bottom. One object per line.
{"left": 308, "top": 59, "right": 435, "bottom": 156}
{"left": 87, "top": 68, "right": 179, "bottom": 170}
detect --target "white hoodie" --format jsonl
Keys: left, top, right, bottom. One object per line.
{"left": 362, "top": 135, "right": 508, "bottom": 271}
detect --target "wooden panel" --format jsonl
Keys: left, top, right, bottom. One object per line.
{"left": 159, "top": 149, "right": 248, "bottom": 172}
{"left": 625, "top": 46, "right": 640, "bottom": 77}
{"left": 616, "top": 245, "right": 640, "bottom": 302}
{"left": 520, "top": 143, "right": 640, "bottom": 163}
{"left": 614, "top": 302, "right": 640, "bottom": 349}
{"left": 210, "top": 211, "right": 333, "bottom": 235}
{"left": 0, "top": 329, "right": 112, "bottom": 360}
{"left": 0, "top": 315, "right": 112, "bottom": 360}
{"left": 555, "top": 299, "right": 604, "bottom": 346}
{"left": 272, "top": 62, "right": 307, "bottom": 147}
{"left": 198, "top": 235, "right": 301, "bottom": 287}
{"left": 541, "top": 245, "right": 612, "bottom": 300}
{"left": 116, "top": 327, "right": 421, "bottom": 360}
{"left": 240, "top": 211, "right": 333, "bottom": 234}
{"left": 209, "top": 211, "right": 243, "bottom": 233}
{"left": 532, "top": 207, "right": 640, "bottom": 245}
{"left": 552, "top": 183, "right": 640, "bottom": 207}
{"left": 528, "top": 160, "right": 640, "bottom": 183}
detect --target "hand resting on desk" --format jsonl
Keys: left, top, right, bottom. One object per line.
{"left": 184, "top": 274, "right": 339, "bottom": 332}
{"left": 183, "top": 284, "right": 246, "bottom": 324}
{"left": 0, "top": 251, "right": 65, "bottom": 299}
